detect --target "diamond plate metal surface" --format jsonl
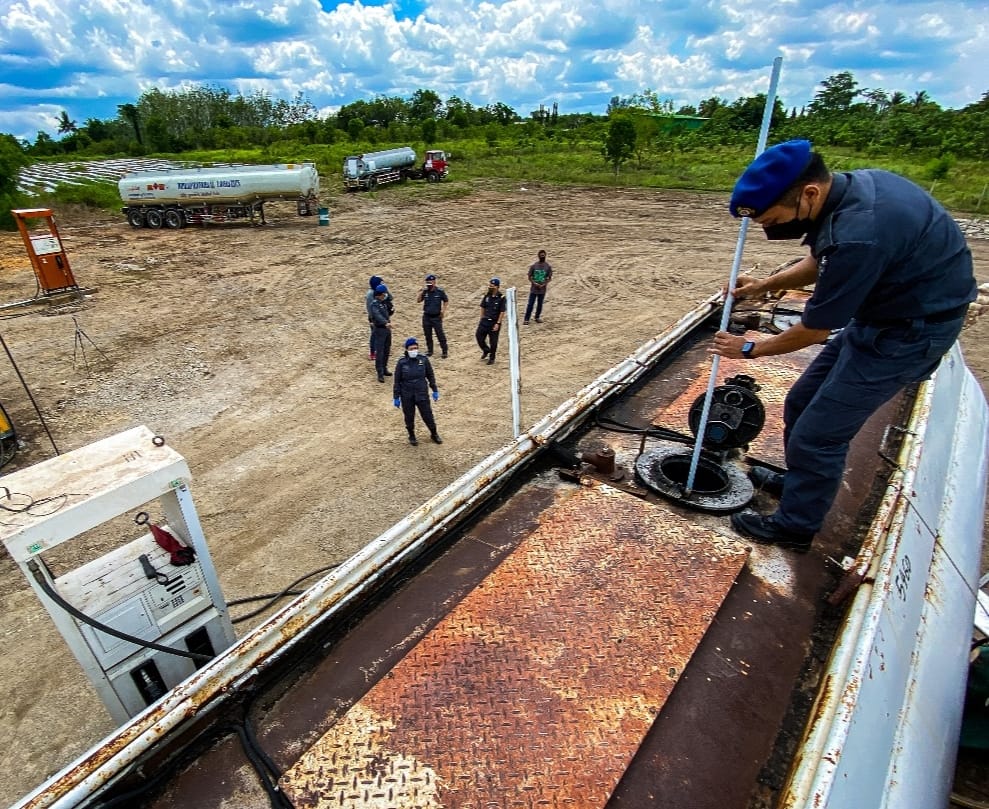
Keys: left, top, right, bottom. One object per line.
{"left": 280, "top": 483, "right": 748, "bottom": 808}
{"left": 654, "top": 346, "right": 822, "bottom": 468}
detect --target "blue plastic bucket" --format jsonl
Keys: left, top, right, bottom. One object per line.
{"left": 318, "top": 207, "right": 330, "bottom": 226}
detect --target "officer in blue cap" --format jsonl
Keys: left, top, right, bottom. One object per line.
{"left": 476, "top": 277, "right": 506, "bottom": 365}
{"left": 711, "top": 139, "right": 976, "bottom": 552}
{"left": 392, "top": 337, "right": 441, "bottom": 445}
{"left": 369, "top": 283, "right": 394, "bottom": 382}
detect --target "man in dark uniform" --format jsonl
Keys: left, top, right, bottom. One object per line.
{"left": 524, "top": 249, "right": 553, "bottom": 324}
{"left": 364, "top": 275, "right": 392, "bottom": 360}
{"left": 417, "top": 274, "right": 449, "bottom": 358}
{"left": 476, "top": 277, "right": 506, "bottom": 365}
{"left": 369, "top": 283, "right": 394, "bottom": 383}
{"left": 711, "top": 139, "right": 976, "bottom": 552}
{"left": 393, "top": 337, "right": 442, "bottom": 445}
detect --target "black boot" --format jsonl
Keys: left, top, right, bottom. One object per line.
{"left": 430, "top": 432, "right": 443, "bottom": 444}
{"left": 408, "top": 433, "right": 418, "bottom": 446}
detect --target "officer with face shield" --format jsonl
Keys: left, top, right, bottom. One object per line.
{"left": 710, "top": 139, "right": 976, "bottom": 553}
{"left": 393, "top": 337, "right": 441, "bottom": 446}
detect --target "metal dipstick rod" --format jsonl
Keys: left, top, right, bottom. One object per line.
{"left": 684, "top": 55, "right": 783, "bottom": 497}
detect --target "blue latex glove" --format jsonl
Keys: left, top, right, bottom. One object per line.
{"left": 393, "top": 397, "right": 401, "bottom": 408}
{"left": 432, "top": 390, "right": 440, "bottom": 402}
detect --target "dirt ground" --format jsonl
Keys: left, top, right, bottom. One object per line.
{"left": 0, "top": 183, "right": 986, "bottom": 805}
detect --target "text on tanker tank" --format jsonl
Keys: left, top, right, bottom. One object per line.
{"left": 175, "top": 179, "right": 243, "bottom": 190}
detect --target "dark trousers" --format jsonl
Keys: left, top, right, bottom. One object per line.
{"left": 422, "top": 314, "right": 447, "bottom": 354}
{"left": 776, "top": 317, "right": 962, "bottom": 535}
{"left": 373, "top": 327, "right": 391, "bottom": 377}
{"left": 368, "top": 321, "right": 374, "bottom": 353}
{"left": 401, "top": 394, "right": 437, "bottom": 436}
{"left": 475, "top": 318, "right": 500, "bottom": 358}
{"left": 524, "top": 291, "right": 546, "bottom": 321}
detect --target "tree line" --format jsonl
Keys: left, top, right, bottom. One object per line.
{"left": 4, "top": 70, "right": 986, "bottom": 162}
{"left": 1, "top": 70, "right": 987, "bottom": 229}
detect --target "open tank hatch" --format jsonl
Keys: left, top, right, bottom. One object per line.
{"left": 635, "top": 442, "right": 754, "bottom": 513}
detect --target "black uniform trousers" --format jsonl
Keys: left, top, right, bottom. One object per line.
{"left": 373, "top": 326, "right": 391, "bottom": 378}
{"left": 402, "top": 393, "right": 437, "bottom": 437}
{"left": 475, "top": 317, "right": 500, "bottom": 358}
{"left": 422, "top": 314, "right": 447, "bottom": 354}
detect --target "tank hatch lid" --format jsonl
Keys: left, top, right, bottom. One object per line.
{"left": 280, "top": 481, "right": 748, "bottom": 808}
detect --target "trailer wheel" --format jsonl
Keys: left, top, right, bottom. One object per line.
{"left": 426, "top": 171, "right": 440, "bottom": 184}
{"left": 145, "top": 209, "right": 165, "bottom": 229}
{"left": 164, "top": 209, "right": 185, "bottom": 229}
{"left": 127, "top": 208, "right": 146, "bottom": 228}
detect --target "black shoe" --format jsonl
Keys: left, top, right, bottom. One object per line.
{"left": 486, "top": 357, "right": 495, "bottom": 365}
{"left": 409, "top": 434, "right": 418, "bottom": 446}
{"left": 441, "top": 350, "right": 448, "bottom": 359}
{"left": 481, "top": 348, "right": 489, "bottom": 359}
{"left": 430, "top": 433, "right": 443, "bottom": 444}
{"left": 748, "top": 466, "right": 784, "bottom": 498}
{"left": 730, "top": 510, "right": 813, "bottom": 552}
{"left": 383, "top": 370, "right": 393, "bottom": 376}
{"left": 523, "top": 319, "right": 530, "bottom": 325}
{"left": 535, "top": 318, "right": 542, "bottom": 323}
{"left": 427, "top": 351, "right": 434, "bottom": 357}
{"left": 378, "top": 375, "right": 385, "bottom": 383}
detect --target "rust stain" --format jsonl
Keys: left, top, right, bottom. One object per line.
{"left": 653, "top": 347, "right": 822, "bottom": 469}
{"left": 280, "top": 484, "right": 748, "bottom": 808}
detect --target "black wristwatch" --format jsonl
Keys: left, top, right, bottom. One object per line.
{"left": 741, "top": 340, "right": 756, "bottom": 359}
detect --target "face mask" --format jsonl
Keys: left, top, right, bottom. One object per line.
{"left": 407, "top": 349, "right": 418, "bottom": 358}
{"left": 762, "top": 190, "right": 813, "bottom": 240}
{"left": 763, "top": 218, "right": 814, "bottom": 240}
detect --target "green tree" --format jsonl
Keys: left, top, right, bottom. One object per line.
{"left": 808, "top": 71, "right": 859, "bottom": 115}
{"left": 421, "top": 118, "right": 437, "bottom": 143}
{"left": 603, "top": 116, "right": 636, "bottom": 175}
{"left": 0, "top": 133, "right": 29, "bottom": 229}
{"left": 56, "top": 110, "right": 77, "bottom": 135}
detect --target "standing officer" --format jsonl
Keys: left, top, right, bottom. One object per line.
{"left": 393, "top": 337, "right": 442, "bottom": 445}
{"left": 364, "top": 275, "right": 392, "bottom": 360}
{"left": 711, "top": 139, "right": 976, "bottom": 552}
{"left": 369, "top": 283, "right": 394, "bottom": 383}
{"left": 524, "top": 249, "right": 553, "bottom": 324}
{"left": 417, "top": 274, "right": 449, "bottom": 358}
{"left": 476, "top": 278, "right": 506, "bottom": 365}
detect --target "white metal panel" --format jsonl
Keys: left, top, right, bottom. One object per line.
{"left": 0, "top": 426, "right": 190, "bottom": 561}
{"left": 781, "top": 343, "right": 989, "bottom": 808}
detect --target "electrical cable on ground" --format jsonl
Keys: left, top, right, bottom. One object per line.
{"left": 229, "top": 563, "right": 342, "bottom": 624}
{"left": 0, "top": 330, "right": 60, "bottom": 455}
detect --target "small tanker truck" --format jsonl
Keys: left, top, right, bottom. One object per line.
{"left": 343, "top": 147, "right": 449, "bottom": 191}
{"left": 118, "top": 163, "right": 320, "bottom": 229}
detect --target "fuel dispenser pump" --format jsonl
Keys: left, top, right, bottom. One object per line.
{"left": 0, "top": 426, "right": 235, "bottom": 724}
{"left": 12, "top": 208, "right": 79, "bottom": 295}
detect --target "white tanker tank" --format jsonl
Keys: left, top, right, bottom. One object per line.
{"left": 341, "top": 146, "right": 449, "bottom": 191}
{"left": 118, "top": 163, "right": 321, "bottom": 230}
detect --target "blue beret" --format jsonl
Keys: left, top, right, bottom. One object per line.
{"left": 490, "top": 277, "right": 500, "bottom": 286}
{"left": 729, "top": 140, "right": 813, "bottom": 218}
{"left": 375, "top": 283, "right": 388, "bottom": 294}
{"left": 405, "top": 337, "right": 418, "bottom": 348}
{"left": 425, "top": 274, "right": 436, "bottom": 281}
{"left": 369, "top": 275, "right": 382, "bottom": 289}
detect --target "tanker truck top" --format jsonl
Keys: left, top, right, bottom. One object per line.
{"left": 118, "top": 163, "right": 319, "bottom": 205}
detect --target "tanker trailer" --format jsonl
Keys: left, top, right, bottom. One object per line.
{"left": 118, "top": 163, "right": 320, "bottom": 229}
{"left": 342, "top": 147, "right": 417, "bottom": 191}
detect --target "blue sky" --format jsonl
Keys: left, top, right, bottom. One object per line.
{"left": 1, "top": 0, "right": 986, "bottom": 143}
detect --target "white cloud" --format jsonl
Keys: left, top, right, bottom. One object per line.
{"left": 0, "top": 0, "right": 985, "bottom": 142}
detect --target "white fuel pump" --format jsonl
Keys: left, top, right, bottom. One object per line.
{"left": 0, "top": 426, "right": 235, "bottom": 724}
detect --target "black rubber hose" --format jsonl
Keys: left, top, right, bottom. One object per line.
{"left": 28, "top": 559, "right": 212, "bottom": 663}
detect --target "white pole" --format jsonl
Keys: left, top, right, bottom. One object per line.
{"left": 505, "top": 287, "right": 522, "bottom": 438}
{"left": 684, "top": 55, "right": 784, "bottom": 496}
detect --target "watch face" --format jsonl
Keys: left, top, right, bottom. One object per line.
{"left": 742, "top": 341, "right": 755, "bottom": 357}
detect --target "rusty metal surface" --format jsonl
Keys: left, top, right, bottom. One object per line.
{"left": 280, "top": 483, "right": 748, "bottom": 808}
{"left": 652, "top": 346, "right": 822, "bottom": 468}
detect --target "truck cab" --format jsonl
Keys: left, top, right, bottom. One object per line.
{"left": 423, "top": 150, "right": 448, "bottom": 182}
